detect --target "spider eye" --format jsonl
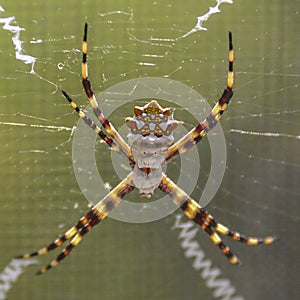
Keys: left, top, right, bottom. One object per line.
{"left": 159, "top": 113, "right": 164, "bottom": 119}
{"left": 142, "top": 112, "right": 147, "bottom": 118}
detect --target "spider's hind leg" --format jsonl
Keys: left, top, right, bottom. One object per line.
{"left": 165, "top": 31, "right": 234, "bottom": 163}
{"left": 62, "top": 90, "right": 135, "bottom": 165}
{"left": 80, "top": 23, "right": 132, "bottom": 160}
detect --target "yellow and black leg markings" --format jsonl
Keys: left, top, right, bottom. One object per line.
{"left": 62, "top": 90, "right": 135, "bottom": 165}
{"left": 17, "top": 172, "right": 135, "bottom": 275}
{"left": 198, "top": 209, "right": 277, "bottom": 246}
{"left": 159, "top": 174, "right": 277, "bottom": 265}
{"left": 15, "top": 211, "right": 93, "bottom": 260}
{"left": 62, "top": 90, "right": 118, "bottom": 151}
{"left": 81, "top": 23, "right": 132, "bottom": 160}
{"left": 35, "top": 207, "right": 103, "bottom": 275}
{"left": 227, "top": 31, "right": 233, "bottom": 90}
{"left": 165, "top": 32, "right": 234, "bottom": 163}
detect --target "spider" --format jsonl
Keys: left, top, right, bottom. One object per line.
{"left": 17, "top": 23, "right": 277, "bottom": 274}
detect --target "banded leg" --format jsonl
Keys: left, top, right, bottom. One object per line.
{"left": 197, "top": 207, "right": 277, "bottom": 246}
{"left": 17, "top": 172, "right": 135, "bottom": 274}
{"left": 81, "top": 23, "right": 132, "bottom": 160}
{"left": 165, "top": 32, "right": 234, "bottom": 163}
{"left": 62, "top": 90, "right": 135, "bottom": 165}
{"left": 159, "top": 174, "right": 277, "bottom": 264}
{"left": 63, "top": 90, "right": 116, "bottom": 150}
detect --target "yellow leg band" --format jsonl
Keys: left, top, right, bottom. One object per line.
{"left": 82, "top": 41, "right": 87, "bottom": 54}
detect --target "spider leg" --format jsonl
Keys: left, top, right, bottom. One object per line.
{"left": 15, "top": 210, "right": 94, "bottom": 259}
{"left": 165, "top": 32, "right": 234, "bottom": 163}
{"left": 159, "top": 174, "right": 277, "bottom": 265}
{"left": 16, "top": 172, "right": 134, "bottom": 274}
{"left": 81, "top": 23, "right": 132, "bottom": 160}
{"left": 62, "top": 90, "right": 116, "bottom": 149}
{"left": 62, "top": 90, "right": 135, "bottom": 165}
{"left": 195, "top": 207, "right": 277, "bottom": 246}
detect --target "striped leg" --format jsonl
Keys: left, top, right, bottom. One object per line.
{"left": 63, "top": 90, "right": 116, "bottom": 150}
{"left": 165, "top": 32, "right": 234, "bottom": 163}
{"left": 16, "top": 172, "right": 134, "bottom": 274}
{"left": 81, "top": 23, "right": 132, "bottom": 160}
{"left": 62, "top": 90, "right": 135, "bottom": 165}
{"left": 159, "top": 174, "right": 277, "bottom": 265}
{"left": 197, "top": 208, "right": 277, "bottom": 246}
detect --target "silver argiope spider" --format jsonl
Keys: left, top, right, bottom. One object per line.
{"left": 17, "top": 23, "right": 277, "bottom": 274}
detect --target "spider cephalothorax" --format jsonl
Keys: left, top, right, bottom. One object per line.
{"left": 126, "top": 100, "right": 179, "bottom": 196}
{"left": 17, "top": 24, "right": 277, "bottom": 275}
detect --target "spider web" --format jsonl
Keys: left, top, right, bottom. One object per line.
{"left": 0, "top": 1, "right": 299, "bottom": 300}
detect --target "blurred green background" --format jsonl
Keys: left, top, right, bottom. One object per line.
{"left": 0, "top": 1, "right": 299, "bottom": 299}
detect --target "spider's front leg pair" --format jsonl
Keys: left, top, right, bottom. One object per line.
{"left": 159, "top": 174, "right": 276, "bottom": 265}
{"left": 17, "top": 172, "right": 135, "bottom": 274}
